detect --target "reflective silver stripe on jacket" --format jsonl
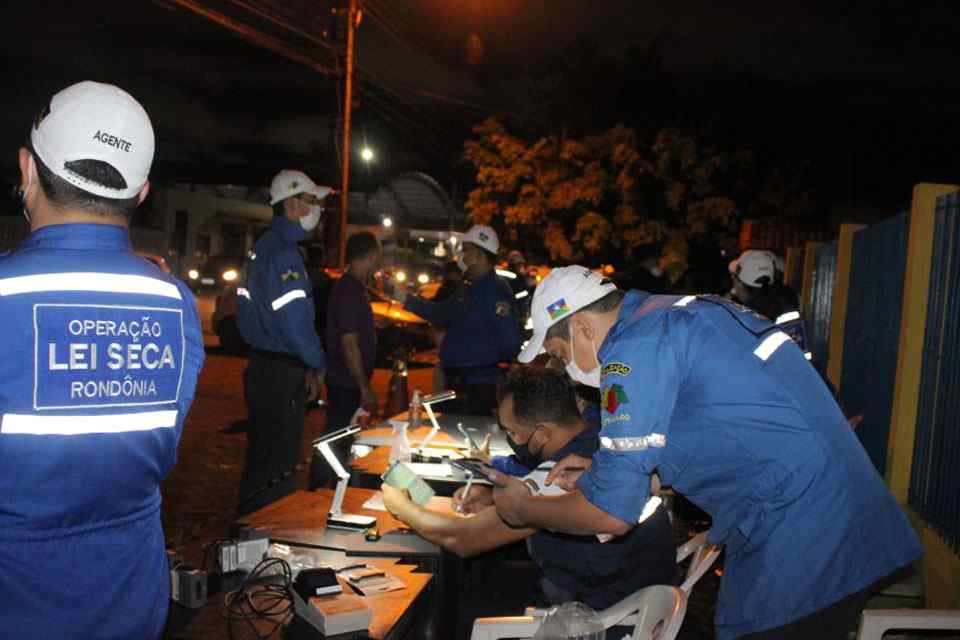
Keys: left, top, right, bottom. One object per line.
{"left": 600, "top": 433, "right": 667, "bottom": 450}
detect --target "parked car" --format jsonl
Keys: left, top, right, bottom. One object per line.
{"left": 185, "top": 255, "right": 243, "bottom": 291}
{"left": 211, "top": 271, "right": 435, "bottom": 361}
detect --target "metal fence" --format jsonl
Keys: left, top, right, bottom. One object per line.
{"left": 839, "top": 213, "right": 910, "bottom": 473}
{"left": 910, "top": 191, "right": 960, "bottom": 552}
{"left": 806, "top": 241, "right": 837, "bottom": 366}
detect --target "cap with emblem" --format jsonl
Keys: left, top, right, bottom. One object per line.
{"left": 269, "top": 169, "right": 334, "bottom": 205}
{"left": 729, "top": 250, "right": 776, "bottom": 287}
{"left": 30, "top": 81, "right": 155, "bottom": 200}
{"left": 518, "top": 266, "right": 618, "bottom": 363}
{"left": 461, "top": 225, "right": 499, "bottom": 254}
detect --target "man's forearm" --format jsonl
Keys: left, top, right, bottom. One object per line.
{"left": 513, "top": 491, "right": 633, "bottom": 536}
{"left": 340, "top": 333, "right": 370, "bottom": 391}
{"left": 392, "top": 500, "right": 533, "bottom": 557}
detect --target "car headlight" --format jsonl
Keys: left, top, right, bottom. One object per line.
{"left": 417, "top": 273, "right": 429, "bottom": 284}
{"left": 395, "top": 270, "right": 407, "bottom": 283}
{"left": 222, "top": 269, "right": 238, "bottom": 282}
{"left": 188, "top": 269, "right": 199, "bottom": 280}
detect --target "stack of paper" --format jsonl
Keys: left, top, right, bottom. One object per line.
{"left": 308, "top": 593, "right": 373, "bottom": 636}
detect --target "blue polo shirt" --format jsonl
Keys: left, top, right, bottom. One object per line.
{"left": 577, "top": 292, "right": 921, "bottom": 638}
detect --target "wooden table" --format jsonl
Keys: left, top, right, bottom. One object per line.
{"left": 234, "top": 489, "right": 443, "bottom": 556}
{"left": 169, "top": 548, "right": 432, "bottom": 640}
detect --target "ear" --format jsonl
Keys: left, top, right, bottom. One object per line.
{"left": 572, "top": 314, "right": 596, "bottom": 341}
{"left": 136, "top": 181, "right": 151, "bottom": 205}
{"left": 18, "top": 148, "right": 34, "bottom": 191}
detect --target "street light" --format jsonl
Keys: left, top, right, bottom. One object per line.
{"left": 382, "top": 216, "right": 393, "bottom": 228}
{"left": 361, "top": 146, "right": 374, "bottom": 162}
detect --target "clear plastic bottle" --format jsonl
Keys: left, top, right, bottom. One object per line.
{"left": 408, "top": 389, "right": 422, "bottom": 430}
{"left": 389, "top": 390, "right": 418, "bottom": 464}
{"left": 388, "top": 420, "right": 411, "bottom": 464}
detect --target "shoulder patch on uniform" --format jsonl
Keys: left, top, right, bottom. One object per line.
{"left": 602, "top": 384, "right": 630, "bottom": 414}
{"left": 280, "top": 269, "right": 300, "bottom": 282}
{"left": 601, "top": 362, "right": 631, "bottom": 377}
{"left": 495, "top": 301, "right": 511, "bottom": 317}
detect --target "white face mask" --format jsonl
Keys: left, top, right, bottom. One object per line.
{"left": 566, "top": 330, "right": 601, "bottom": 387}
{"left": 299, "top": 205, "right": 323, "bottom": 232}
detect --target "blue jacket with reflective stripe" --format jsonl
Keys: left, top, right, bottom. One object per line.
{"left": 577, "top": 291, "right": 921, "bottom": 638}
{"left": 0, "top": 223, "right": 204, "bottom": 639}
{"left": 405, "top": 270, "right": 520, "bottom": 384}
{"left": 236, "top": 216, "right": 325, "bottom": 370}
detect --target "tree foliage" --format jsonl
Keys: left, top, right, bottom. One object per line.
{"left": 464, "top": 118, "right": 761, "bottom": 276}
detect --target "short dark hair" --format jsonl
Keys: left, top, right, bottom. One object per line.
{"left": 499, "top": 367, "right": 581, "bottom": 428}
{"left": 346, "top": 231, "right": 379, "bottom": 263}
{"left": 545, "top": 289, "right": 625, "bottom": 342}
{"left": 32, "top": 150, "right": 139, "bottom": 219}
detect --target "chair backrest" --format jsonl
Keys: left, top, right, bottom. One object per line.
{"left": 676, "top": 530, "right": 722, "bottom": 594}
{"left": 598, "top": 585, "right": 687, "bottom": 640}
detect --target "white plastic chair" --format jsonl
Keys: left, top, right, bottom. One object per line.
{"left": 857, "top": 609, "right": 960, "bottom": 639}
{"left": 675, "top": 530, "right": 722, "bottom": 594}
{"left": 469, "top": 584, "right": 687, "bottom": 640}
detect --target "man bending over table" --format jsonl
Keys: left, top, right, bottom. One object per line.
{"left": 381, "top": 367, "right": 678, "bottom": 611}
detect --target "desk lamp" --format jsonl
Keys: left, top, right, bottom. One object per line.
{"left": 416, "top": 389, "right": 457, "bottom": 449}
{"left": 313, "top": 425, "right": 377, "bottom": 530}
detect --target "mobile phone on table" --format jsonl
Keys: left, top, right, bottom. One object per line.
{"left": 449, "top": 458, "right": 499, "bottom": 483}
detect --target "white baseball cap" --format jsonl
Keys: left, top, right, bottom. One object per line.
{"left": 461, "top": 225, "right": 499, "bottom": 254}
{"left": 30, "top": 81, "right": 155, "bottom": 200}
{"left": 518, "top": 266, "right": 618, "bottom": 363}
{"left": 270, "top": 169, "right": 334, "bottom": 205}
{"left": 729, "top": 250, "right": 775, "bottom": 287}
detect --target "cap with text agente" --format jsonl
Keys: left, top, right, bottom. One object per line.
{"left": 269, "top": 170, "right": 334, "bottom": 205}
{"left": 518, "top": 266, "right": 618, "bottom": 363}
{"left": 31, "top": 81, "right": 155, "bottom": 200}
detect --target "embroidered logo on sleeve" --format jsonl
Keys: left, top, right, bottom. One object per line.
{"left": 495, "top": 301, "right": 511, "bottom": 317}
{"left": 602, "top": 384, "right": 630, "bottom": 414}
{"left": 601, "top": 362, "right": 632, "bottom": 377}
{"left": 546, "top": 298, "right": 570, "bottom": 320}
{"left": 280, "top": 269, "right": 300, "bottom": 282}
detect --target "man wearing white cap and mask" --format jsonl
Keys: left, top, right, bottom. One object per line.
{"left": 489, "top": 266, "right": 921, "bottom": 640}
{"left": 0, "top": 81, "right": 204, "bottom": 638}
{"left": 235, "top": 169, "right": 331, "bottom": 513}
{"left": 394, "top": 225, "right": 521, "bottom": 414}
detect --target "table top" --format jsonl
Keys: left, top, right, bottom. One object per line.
{"left": 236, "top": 488, "right": 443, "bottom": 557}
{"left": 352, "top": 412, "right": 510, "bottom": 480}
{"left": 170, "top": 547, "right": 432, "bottom": 640}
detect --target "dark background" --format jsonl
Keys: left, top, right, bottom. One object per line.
{"left": 3, "top": 0, "right": 960, "bottom": 216}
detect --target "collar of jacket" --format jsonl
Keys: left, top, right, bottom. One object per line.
{"left": 270, "top": 214, "right": 307, "bottom": 244}
{"left": 19, "top": 223, "right": 131, "bottom": 251}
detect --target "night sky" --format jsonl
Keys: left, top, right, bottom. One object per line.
{"left": 3, "top": 0, "right": 960, "bottom": 215}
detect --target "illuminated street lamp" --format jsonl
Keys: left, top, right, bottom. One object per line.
{"left": 361, "top": 146, "right": 374, "bottom": 162}
{"left": 382, "top": 216, "right": 393, "bottom": 228}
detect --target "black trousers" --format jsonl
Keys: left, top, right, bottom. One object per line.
{"left": 442, "top": 366, "right": 499, "bottom": 416}
{"left": 736, "top": 585, "right": 872, "bottom": 640}
{"left": 238, "top": 352, "right": 307, "bottom": 515}
{"left": 308, "top": 385, "right": 361, "bottom": 489}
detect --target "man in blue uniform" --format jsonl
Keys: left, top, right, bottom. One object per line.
{"left": 490, "top": 267, "right": 922, "bottom": 639}
{"left": 395, "top": 225, "right": 521, "bottom": 415}
{"left": 381, "top": 367, "right": 678, "bottom": 615}
{"left": 0, "top": 81, "right": 204, "bottom": 639}
{"left": 235, "top": 169, "right": 329, "bottom": 514}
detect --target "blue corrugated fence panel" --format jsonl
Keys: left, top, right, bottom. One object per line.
{"left": 838, "top": 212, "right": 910, "bottom": 473}
{"left": 807, "top": 241, "right": 837, "bottom": 366}
{"left": 909, "top": 191, "right": 960, "bottom": 553}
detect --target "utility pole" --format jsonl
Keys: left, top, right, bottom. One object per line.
{"left": 338, "top": 0, "right": 358, "bottom": 268}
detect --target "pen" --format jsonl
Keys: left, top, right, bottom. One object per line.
{"left": 457, "top": 423, "right": 480, "bottom": 451}
{"left": 457, "top": 472, "right": 475, "bottom": 513}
